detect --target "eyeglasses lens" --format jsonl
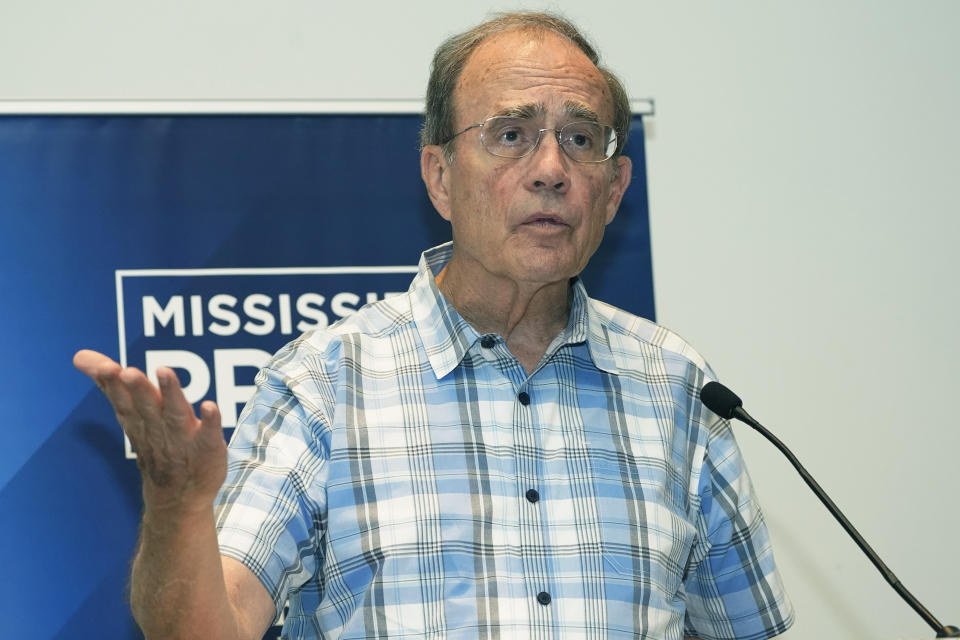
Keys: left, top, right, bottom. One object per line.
{"left": 479, "top": 117, "right": 615, "bottom": 162}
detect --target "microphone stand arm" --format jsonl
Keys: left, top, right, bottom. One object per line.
{"left": 732, "top": 406, "right": 959, "bottom": 638}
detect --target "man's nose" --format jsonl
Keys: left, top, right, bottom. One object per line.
{"left": 527, "top": 130, "right": 570, "bottom": 193}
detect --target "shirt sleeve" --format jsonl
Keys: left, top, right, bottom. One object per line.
{"left": 213, "top": 354, "right": 333, "bottom": 623}
{"left": 683, "top": 418, "right": 795, "bottom": 640}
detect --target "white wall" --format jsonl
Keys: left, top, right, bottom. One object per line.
{"left": 3, "top": 1, "right": 957, "bottom": 637}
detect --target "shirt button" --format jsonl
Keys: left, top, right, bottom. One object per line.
{"left": 518, "top": 391, "right": 530, "bottom": 405}
{"left": 525, "top": 488, "right": 540, "bottom": 503}
{"left": 480, "top": 335, "right": 496, "bottom": 348}
{"left": 536, "top": 591, "right": 552, "bottom": 605}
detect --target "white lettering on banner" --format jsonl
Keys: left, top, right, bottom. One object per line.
{"left": 296, "top": 293, "right": 328, "bottom": 331}
{"left": 208, "top": 294, "right": 241, "bottom": 336}
{"left": 279, "top": 293, "right": 292, "bottom": 334}
{"left": 145, "top": 349, "right": 270, "bottom": 428}
{"left": 143, "top": 295, "right": 186, "bottom": 337}
{"left": 142, "top": 348, "right": 271, "bottom": 427}
{"left": 190, "top": 295, "right": 204, "bottom": 336}
{"left": 118, "top": 266, "right": 418, "bottom": 459}
{"left": 214, "top": 348, "right": 271, "bottom": 427}
{"left": 243, "top": 294, "right": 275, "bottom": 336}
{"left": 140, "top": 291, "right": 404, "bottom": 338}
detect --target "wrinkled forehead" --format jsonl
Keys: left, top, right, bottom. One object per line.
{"left": 454, "top": 28, "right": 614, "bottom": 126}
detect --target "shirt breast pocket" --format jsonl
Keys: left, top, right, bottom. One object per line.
{"left": 590, "top": 456, "right": 695, "bottom": 600}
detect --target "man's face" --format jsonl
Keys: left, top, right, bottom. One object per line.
{"left": 424, "top": 28, "right": 631, "bottom": 288}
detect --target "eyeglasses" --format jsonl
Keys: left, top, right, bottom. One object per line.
{"left": 444, "top": 116, "right": 618, "bottom": 163}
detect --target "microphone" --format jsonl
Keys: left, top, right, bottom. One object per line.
{"left": 699, "top": 380, "right": 743, "bottom": 420}
{"left": 700, "top": 381, "right": 959, "bottom": 639}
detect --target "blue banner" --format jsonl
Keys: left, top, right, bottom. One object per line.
{"left": 0, "top": 113, "right": 652, "bottom": 638}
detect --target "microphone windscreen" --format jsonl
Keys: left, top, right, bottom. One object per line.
{"left": 701, "top": 381, "right": 743, "bottom": 419}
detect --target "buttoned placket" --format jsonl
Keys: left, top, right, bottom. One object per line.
{"left": 477, "top": 333, "right": 554, "bottom": 616}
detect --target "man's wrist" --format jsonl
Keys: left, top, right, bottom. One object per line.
{"left": 140, "top": 494, "right": 217, "bottom": 538}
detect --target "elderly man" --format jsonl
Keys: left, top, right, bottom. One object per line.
{"left": 74, "top": 11, "right": 794, "bottom": 640}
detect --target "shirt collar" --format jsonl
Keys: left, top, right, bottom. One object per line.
{"left": 409, "top": 243, "right": 479, "bottom": 378}
{"left": 409, "top": 242, "right": 619, "bottom": 378}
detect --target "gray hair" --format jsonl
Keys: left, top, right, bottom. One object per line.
{"left": 420, "top": 11, "right": 631, "bottom": 163}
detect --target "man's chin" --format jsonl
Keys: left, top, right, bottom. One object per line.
{"left": 511, "top": 255, "right": 581, "bottom": 287}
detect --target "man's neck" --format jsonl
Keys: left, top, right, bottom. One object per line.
{"left": 435, "top": 255, "right": 572, "bottom": 374}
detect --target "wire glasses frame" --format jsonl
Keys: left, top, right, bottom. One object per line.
{"left": 443, "top": 116, "right": 618, "bottom": 163}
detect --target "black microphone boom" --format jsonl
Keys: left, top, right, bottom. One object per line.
{"left": 700, "top": 381, "right": 959, "bottom": 639}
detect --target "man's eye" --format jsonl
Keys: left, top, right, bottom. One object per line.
{"left": 564, "top": 126, "right": 597, "bottom": 148}
{"left": 498, "top": 128, "right": 525, "bottom": 144}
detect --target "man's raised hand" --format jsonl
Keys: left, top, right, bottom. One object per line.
{"left": 73, "top": 349, "right": 227, "bottom": 515}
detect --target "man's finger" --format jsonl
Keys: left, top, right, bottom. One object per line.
{"left": 73, "top": 350, "right": 154, "bottom": 445}
{"left": 100, "top": 374, "right": 141, "bottom": 432}
{"left": 73, "top": 350, "right": 132, "bottom": 407}
{"left": 157, "top": 366, "right": 201, "bottom": 430}
{"left": 73, "top": 349, "right": 121, "bottom": 386}
{"left": 199, "top": 401, "right": 223, "bottom": 437}
{"left": 197, "top": 401, "right": 227, "bottom": 474}
{"left": 119, "top": 366, "right": 165, "bottom": 429}
{"left": 73, "top": 348, "right": 110, "bottom": 372}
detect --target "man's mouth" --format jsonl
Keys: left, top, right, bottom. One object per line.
{"left": 521, "top": 214, "right": 568, "bottom": 227}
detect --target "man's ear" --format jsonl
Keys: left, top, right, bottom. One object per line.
{"left": 605, "top": 155, "right": 632, "bottom": 225}
{"left": 421, "top": 145, "right": 453, "bottom": 221}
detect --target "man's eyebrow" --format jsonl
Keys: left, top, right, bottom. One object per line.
{"left": 489, "top": 101, "right": 601, "bottom": 122}
{"left": 491, "top": 103, "right": 544, "bottom": 119}
{"left": 563, "top": 101, "right": 601, "bottom": 123}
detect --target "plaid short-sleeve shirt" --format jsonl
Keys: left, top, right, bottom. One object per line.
{"left": 215, "top": 242, "right": 794, "bottom": 640}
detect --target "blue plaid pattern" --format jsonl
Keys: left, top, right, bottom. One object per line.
{"left": 215, "top": 243, "right": 794, "bottom": 640}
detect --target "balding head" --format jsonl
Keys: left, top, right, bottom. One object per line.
{"left": 420, "top": 12, "right": 631, "bottom": 162}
